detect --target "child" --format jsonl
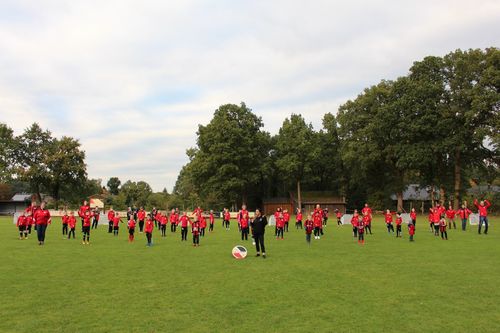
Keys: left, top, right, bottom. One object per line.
{"left": 209, "top": 210, "right": 215, "bottom": 232}
{"left": 439, "top": 215, "right": 448, "bottom": 240}
{"left": 160, "top": 213, "right": 167, "bottom": 237}
{"left": 200, "top": 215, "right": 207, "bottom": 237}
{"left": 107, "top": 209, "right": 115, "bottom": 233}
{"left": 322, "top": 208, "right": 329, "bottom": 226}
{"left": 445, "top": 205, "right": 457, "bottom": 229}
{"left": 430, "top": 207, "right": 441, "bottom": 236}
{"left": 305, "top": 214, "right": 314, "bottom": 245}
{"left": 474, "top": 198, "right": 491, "bottom": 235}
{"left": 169, "top": 209, "right": 178, "bottom": 233}
{"left": 62, "top": 211, "right": 69, "bottom": 236}
{"left": 313, "top": 209, "right": 322, "bottom": 240}
{"left": 67, "top": 212, "right": 76, "bottom": 239}
{"left": 240, "top": 211, "right": 249, "bottom": 240}
{"left": 283, "top": 209, "right": 290, "bottom": 232}
{"left": 363, "top": 212, "right": 372, "bottom": 235}
{"left": 351, "top": 210, "right": 359, "bottom": 238}
{"left": 410, "top": 208, "right": 417, "bottom": 229}
{"left": 276, "top": 212, "right": 284, "bottom": 240}
{"left": 296, "top": 209, "right": 303, "bottom": 229}
{"left": 113, "top": 213, "right": 122, "bottom": 236}
{"left": 192, "top": 219, "right": 200, "bottom": 247}
{"left": 457, "top": 204, "right": 472, "bottom": 231}
{"left": 224, "top": 209, "right": 231, "bottom": 230}
{"left": 384, "top": 210, "right": 395, "bottom": 234}
{"left": 145, "top": 215, "right": 154, "bottom": 246}
{"left": 409, "top": 222, "right": 415, "bottom": 242}
{"left": 91, "top": 208, "right": 100, "bottom": 229}
{"left": 137, "top": 207, "right": 146, "bottom": 233}
{"left": 179, "top": 212, "right": 191, "bottom": 241}
{"left": 357, "top": 215, "right": 365, "bottom": 244}
{"left": 395, "top": 212, "right": 403, "bottom": 238}
{"left": 336, "top": 209, "right": 342, "bottom": 226}
{"left": 82, "top": 209, "right": 92, "bottom": 245}
{"left": 16, "top": 212, "right": 28, "bottom": 240}
{"left": 127, "top": 218, "right": 136, "bottom": 242}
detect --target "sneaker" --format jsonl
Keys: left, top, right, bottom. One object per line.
{"left": 262, "top": 253, "right": 266, "bottom": 258}
{"left": 255, "top": 253, "right": 260, "bottom": 257}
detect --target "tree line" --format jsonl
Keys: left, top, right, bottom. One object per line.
{"left": 173, "top": 48, "right": 499, "bottom": 212}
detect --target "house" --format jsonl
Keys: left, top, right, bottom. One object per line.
{"left": 263, "top": 191, "right": 346, "bottom": 215}
{"left": 0, "top": 193, "right": 31, "bottom": 215}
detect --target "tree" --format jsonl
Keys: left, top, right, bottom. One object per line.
{"left": 0, "top": 123, "right": 16, "bottom": 182}
{"left": 181, "top": 102, "right": 271, "bottom": 208}
{"left": 14, "top": 123, "right": 53, "bottom": 203}
{"left": 120, "top": 180, "right": 153, "bottom": 207}
{"left": 107, "top": 177, "right": 121, "bottom": 195}
{"left": 45, "top": 136, "right": 87, "bottom": 208}
{"left": 274, "top": 114, "right": 315, "bottom": 210}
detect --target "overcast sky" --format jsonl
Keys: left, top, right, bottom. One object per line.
{"left": 1, "top": 0, "right": 499, "bottom": 191}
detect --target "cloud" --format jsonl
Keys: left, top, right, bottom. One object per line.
{"left": 0, "top": 0, "right": 499, "bottom": 191}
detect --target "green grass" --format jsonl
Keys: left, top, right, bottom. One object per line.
{"left": 0, "top": 216, "right": 499, "bottom": 333}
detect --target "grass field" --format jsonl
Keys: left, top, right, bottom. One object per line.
{"left": 0, "top": 216, "right": 499, "bottom": 333}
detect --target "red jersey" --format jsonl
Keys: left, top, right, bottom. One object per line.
{"left": 200, "top": 217, "right": 207, "bottom": 228}
{"left": 128, "top": 219, "right": 136, "bottom": 229}
{"left": 357, "top": 222, "right": 365, "bottom": 234}
{"left": 113, "top": 216, "right": 121, "bottom": 227}
{"left": 305, "top": 220, "right": 314, "bottom": 234}
{"left": 384, "top": 213, "right": 394, "bottom": 224}
{"left": 192, "top": 221, "right": 200, "bottom": 235}
{"left": 362, "top": 207, "right": 372, "bottom": 216}
{"left": 160, "top": 216, "right": 168, "bottom": 225}
{"left": 224, "top": 211, "right": 231, "bottom": 220}
{"left": 362, "top": 215, "right": 370, "bottom": 226}
{"left": 395, "top": 216, "right": 402, "bottom": 226}
{"left": 409, "top": 224, "right": 415, "bottom": 236}
{"left": 297, "top": 212, "right": 303, "bottom": 221}
{"left": 276, "top": 216, "right": 285, "bottom": 228}
{"left": 17, "top": 216, "right": 27, "bottom": 227}
{"left": 430, "top": 208, "right": 441, "bottom": 223}
{"left": 240, "top": 212, "right": 249, "bottom": 228}
{"left": 351, "top": 215, "right": 359, "bottom": 227}
{"left": 170, "top": 213, "right": 179, "bottom": 225}
{"left": 145, "top": 219, "right": 154, "bottom": 233}
{"left": 457, "top": 208, "right": 472, "bottom": 219}
{"left": 410, "top": 211, "right": 417, "bottom": 220}
{"left": 283, "top": 212, "right": 290, "bottom": 222}
{"left": 62, "top": 215, "right": 69, "bottom": 224}
{"left": 445, "top": 209, "right": 456, "bottom": 219}
{"left": 336, "top": 211, "right": 342, "bottom": 219}
{"left": 180, "top": 215, "right": 191, "bottom": 228}
{"left": 68, "top": 216, "right": 76, "bottom": 228}
{"left": 155, "top": 213, "right": 162, "bottom": 222}
{"left": 93, "top": 212, "right": 100, "bottom": 221}
{"left": 34, "top": 209, "right": 51, "bottom": 225}
{"left": 209, "top": 213, "right": 215, "bottom": 224}
{"left": 82, "top": 211, "right": 92, "bottom": 227}
{"left": 78, "top": 205, "right": 89, "bottom": 218}
{"left": 474, "top": 200, "right": 491, "bottom": 217}
{"left": 137, "top": 210, "right": 146, "bottom": 221}
{"left": 107, "top": 210, "right": 115, "bottom": 221}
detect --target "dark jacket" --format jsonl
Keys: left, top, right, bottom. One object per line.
{"left": 251, "top": 216, "right": 268, "bottom": 234}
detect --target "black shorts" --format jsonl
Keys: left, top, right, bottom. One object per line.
{"left": 18, "top": 226, "right": 25, "bottom": 232}
{"left": 114, "top": 226, "right": 119, "bottom": 230}
{"left": 129, "top": 228, "right": 135, "bottom": 235}
{"left": 83, "top": 226, "right": 90, "bottom": 233}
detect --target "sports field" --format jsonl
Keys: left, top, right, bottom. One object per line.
{"left": 1, "top": 216, "right": 499, "bottom": 333}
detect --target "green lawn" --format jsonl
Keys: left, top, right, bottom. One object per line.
{"left": 0, "top": 216, "right": 499, "bottom": 333}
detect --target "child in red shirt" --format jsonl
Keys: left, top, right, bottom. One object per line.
{"left": 439, "top": 216, "right": 448, "bottom": 240}
{"left": 160, "top": 214, "right": 168, "bottom": 237}
{"left": 384, "top": 210, "right": 395, "bottom": 234}
{"left": 82, "top": 209, "right": 92, "bottom": 245}
{"left": 409, "top": 222, "right": 415, "bottom": 242}
{"left": 192, "top": 219, "right": 201, "bottom": 247}
{"left": 395, "top": 212, "right": 403, "bottom": 238}
{"left": 200, "top": 216, "right": 207, "bottom": 237}
{"left": 67, "top": 212, "right": 76, "bottom": 239}
{"left": 351, "top": 210, "right": 359, "bottom": 238}
{"left": 276, "top": 213, "right": 284, "bottom": 240}
{"left": 113, "top": 213, "right": 122, "bottom": 236}
{"left": 145, "top": 215, "right": 154, "bottom": 246}
{"left": 209, "top": 210, "right": 215, "bottom": 232}
{"left": 296, "top": 209, "right": 303, "bottom": 229}
{"left": 127, "top": 218, "right": 136, "bottom": 242}
{"left": 304, "top": 214, "right": 314, "bottom": 245}
{"left": 362, "top": 212, "right": 372, "bottom": 235}
{"left": 179, "top": 212, "right": 191, "bottom": 241}
{"left": 313, "top": 209, "right": 323, "bottom": 240}
{"left": 62, "top": 211, "right": 69, "bottom": 236}
{"left": 335, "top": 209, "right": 342, "bottom": 226}
{"left": 16, "top": 212, "right": 28, "bottom": 240}
{"left": 410, "top": 208, "right": 417, "bottom": 229}
{"left": 240, "top": 211, "right": 249, "bottom": 241}
{"left": 445, "top": 205, "right": 457, "bottom": 229}
{"left": 357, "top": 215, "right": 365, "bottom": 244}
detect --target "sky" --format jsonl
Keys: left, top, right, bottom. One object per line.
{"left": 1, "top": 0, "right": 499, "bottom": 192}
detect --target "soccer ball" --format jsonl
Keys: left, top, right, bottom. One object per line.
{"left": 232, "top": 245, "right": 247, "bottom": 259}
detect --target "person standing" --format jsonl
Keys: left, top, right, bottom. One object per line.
{"left": 16, "top": 212, "right": 28, "bottom": 240}
{"left": 275, "top": 212, "right": 284, "bottom": 240}
{"left": 67, "top": 212, "right": 76, "bottom": 239}
{"left": 82, "top": 209, "right": 92, "bottom": 245}
{"left": 240, "top": 210, "right": 250, "bottom": 241}
{"left": 128, "top": 217, "right": 136, "bottom": 242}
{"left": 335, "top": 209, "right": 343, "bottom": 226}
{"left": 250, "top": 209, "right": 267, "bottom": 258}
{"left": 107, "top": 208, "right": 115, "bottom": 233}
{"left": 91, "top": 208, "right": 100, "bottom": 229}
{"left": 395, "top": 212, "right": 403, "bottom": 238}
{"left": 457, "top": 204, "right": 472, "bottom": 231}
{"left": 209, "top": 210, "right": 215, "bottom": 232}
{"left": 192, "top": 219, "right": 201, "bottom": 247}
{"left": 409, "top": 222, "right": 415, "bottom": 242}
{"left": 169, "top": 209, "right": 178, "bottom": 233}
{"left": 410, "top": 208, "right": 417, "bottom": 229}
{"left": 33, "top": 201, "right": 51, "bottom": 245}
{"left": 160, "top": 213, "right": 167, "bottom": 237}
{"left": 313, "top": 209, "right": 323, "bottom": 240}
{"left": 137, "top": 207, "right": 146, "bottom": 233}
{"left": 78, "top": 200, "right": 90, "bottom": 231}
{"left": 357, "top": 215, "right": 365, "bottom": 245}
{"left": 61, "top": 211, "right": 69, "bottom": 236}
{"left": 145, "top": 215, "right": 154, "bottom": 246}
{"left": 112, "top": 213, "right": 122, "bottom": 236}
{"left": 474, "top": 199, "right": 491, "bottom": 235}
{"left": 384, "top": 210, "right": 395, "bottom": 234}
{"left": 439, "top": 216, "right": 448, "bottom": 240}
{"left": 304, "top": 214, "right": 314, "bottom": 245}
{"left": 445, "top": 205, "right": 457, "bottom": 229}
{"left": 283, "top": 209, "right": 290, "bottom": 232}
{"left": 363, "top": 212, "right": 372, "bottom": 235}
{"left": 296, "top": 209, "right": 303, "bottom": 230}
{"left": 179, "top": 212, "right": 191, "bottom": 241}
{"left": 223, "top": 209, "right": 231, "bottom": 230}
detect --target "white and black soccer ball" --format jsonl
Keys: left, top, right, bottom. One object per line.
{"left": 232, "top": 245, "right": 247, "bottom": 259}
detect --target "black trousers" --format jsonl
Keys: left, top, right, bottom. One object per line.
{"left": 461, "top": 218, "right": 467, "bottom": 231}
{"left": 352, "top": 226, "right": 357, "bottom": 237}
{"left": 241, "top": 227, "right": 249, "bottom": 240}
{"left": 108, "top": 221, "right": 113, "bottom": 233}
{"left": 193, "top": 234, "right": 199, "bottom": 245}
{"left": 358, "top": 232, "right": 364, "bottom": 241}
{"left": 314, "top": 227, "right": 321, "bottom": 236}
{"left": 209, "top": 223, "right": 214, "bottom": 231}
{"left": 254, "top": 233, "right": 265, "bottom": 253}
{"left": 366, "top": 224, "right": 372, "bottom": 234}
{"left": 91, "top": 218, "right": 99, "bottom": 229}
{"left": 284, "top": 222, "right": 289, "bottom": 232}
{"left": 181, "top": 227, "right": 188, "bottom": 240}
{"left": 161, "top": 224, "right": 166, "bottom": 236}
{"left": 68, "top": 228, "right": 75, "bottom": 239}
{"left": 171, "top": 223, "right": 176, "bottom": 232}
{"left": 387, "top": 223, "right": 394, "bottom": 233}
{"left": 37, "top": 224, "right": 47, "bottom": 242}
{"left": 296, "top": 221, "right": 302, "bottom": 229}
{"left": 146, "top": 232, "right": 152, "bottom": 244}
{"left": 82, "top": 226, "right": 90, "bottom": 241}
{"left": 139, "top": 220, "right": 144, "bottom": 232}
{"left": 276, "top": 227, "right": 284, "bottom": 238}
{"left": 396, "top": 225, "right": 402, "bottom": 237}
{"left": 62, "top": 224, "right": 68, "bottom": 235}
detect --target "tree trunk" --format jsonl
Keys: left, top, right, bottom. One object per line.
{"left": 453, "top": 149, "right": 461, "bottom": 210}
{"left": 396, "top": 192, "right": 403, "bottom": 212}
{"left": 439, "top": 186, "right": 446, "bottom": 206}
{"left": 430, "top": 186, "right": 435, "bottom": 207}
{"left": 297, "top": 180, "right": 302, "bottom": 213}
